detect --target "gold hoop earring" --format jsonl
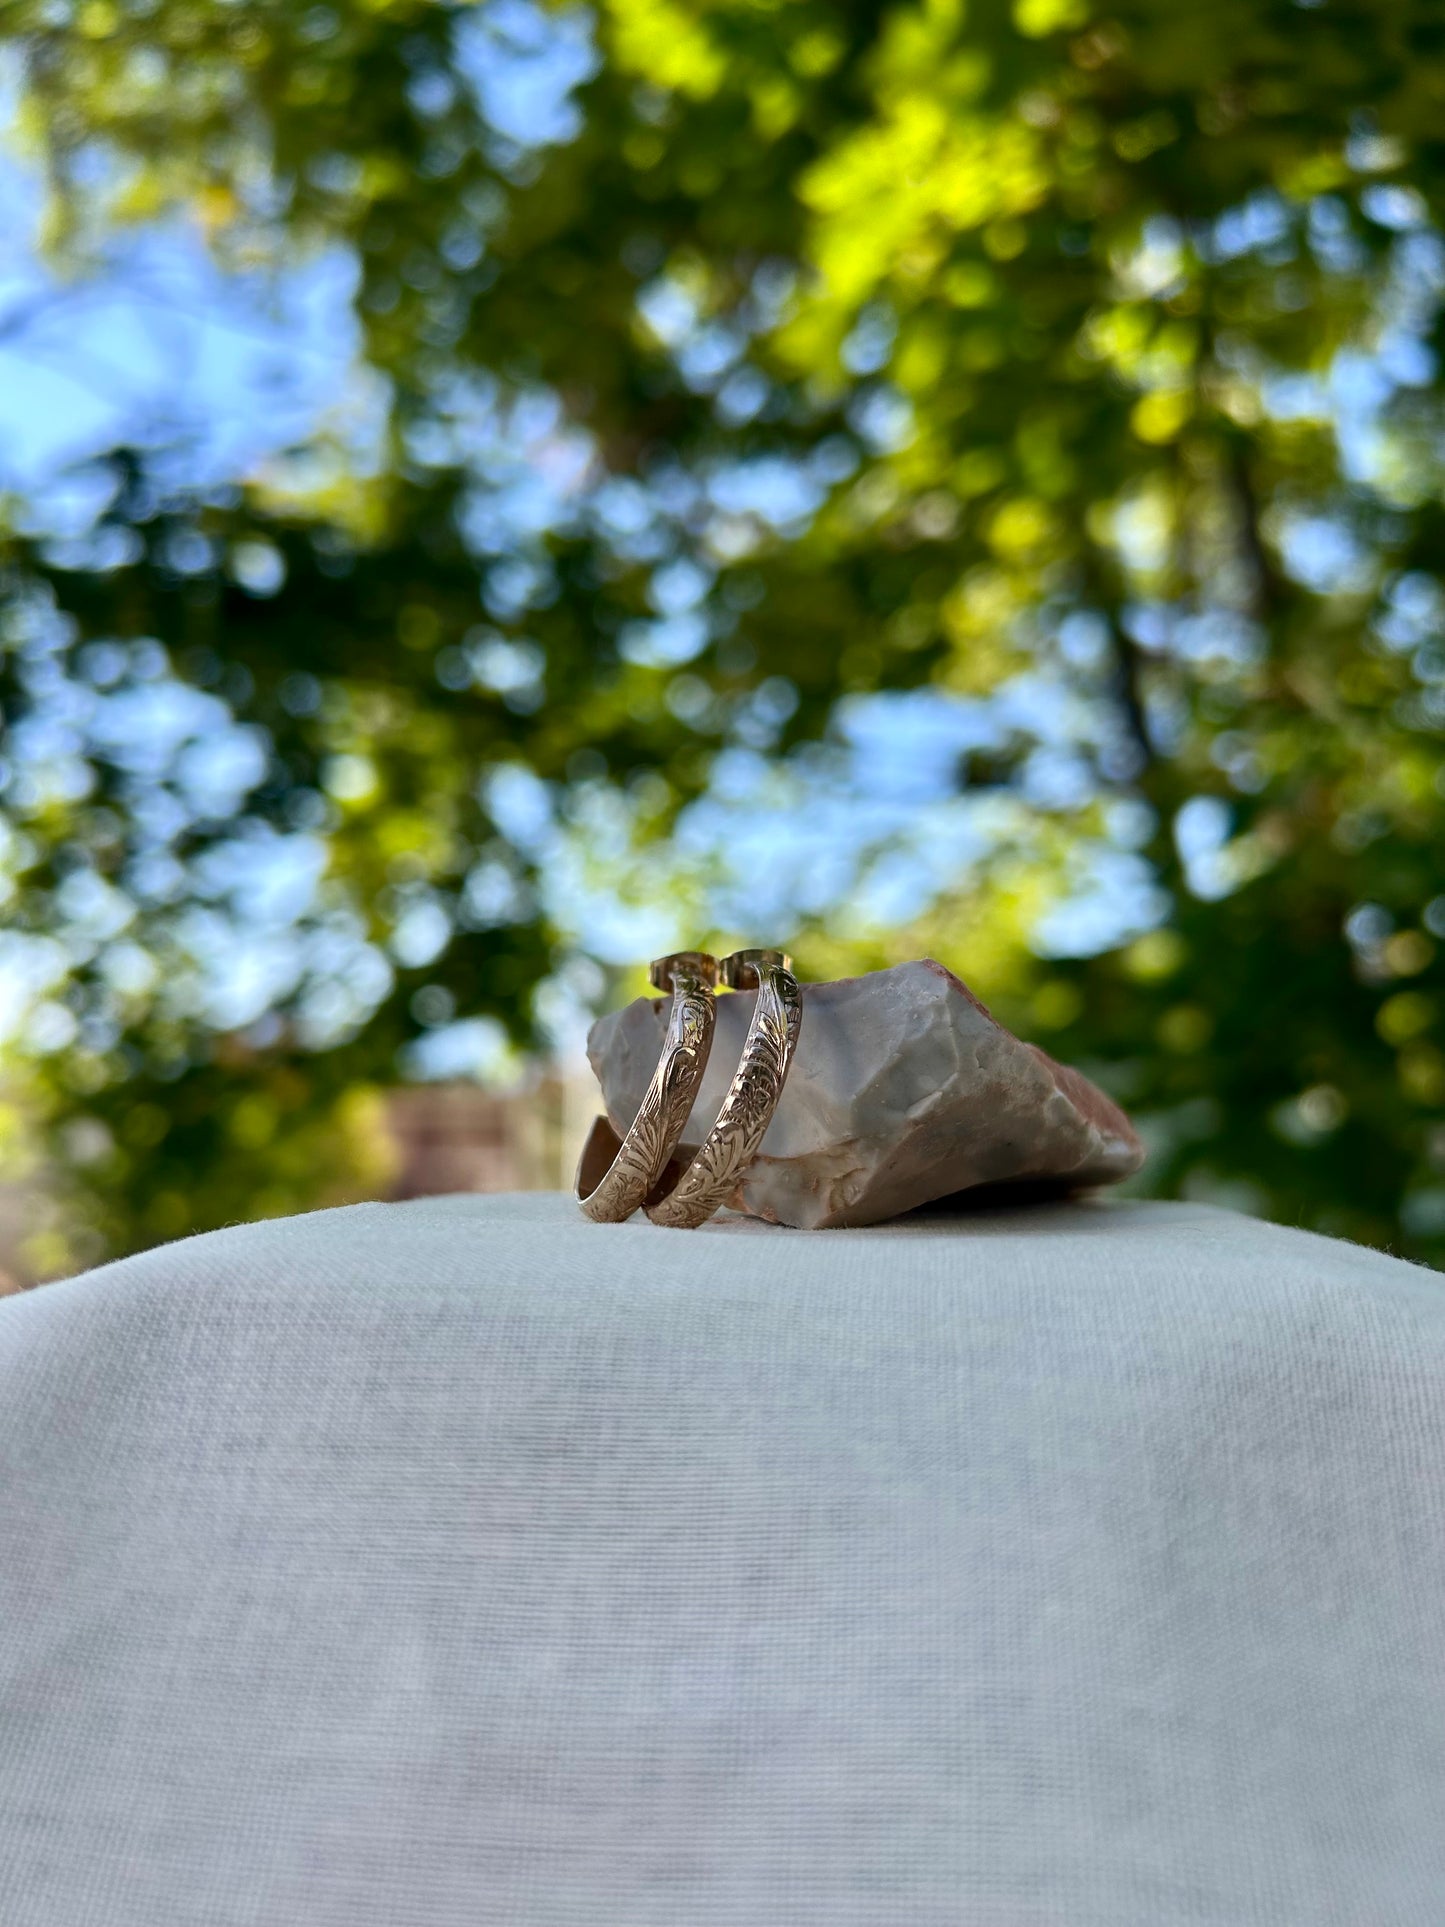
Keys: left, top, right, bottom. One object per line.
{"left": 575, "top": 952, "right": 718, "bottom": 1222}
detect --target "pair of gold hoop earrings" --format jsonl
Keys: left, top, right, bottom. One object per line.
{"left": 576, "top": 948, "right": 803, "bottom": 1230}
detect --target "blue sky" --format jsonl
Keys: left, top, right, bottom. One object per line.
{"left": 7, "top": 22, "right": 1340, "bottom": 1079}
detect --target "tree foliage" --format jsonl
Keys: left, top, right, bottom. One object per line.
{"left": 3, "top": 0, "right": 1445, "bottom": 1270}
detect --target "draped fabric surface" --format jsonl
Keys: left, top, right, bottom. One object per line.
{"left": 1, "top": 1191, "right": 1443, "bottom": 1926}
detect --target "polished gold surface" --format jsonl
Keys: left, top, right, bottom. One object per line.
{"left": 644, "top": 949, "right": 803, "bottom": 1230}
{"left": 648, "top": 951, "right": 720, "bottom": 993}
{"left": 575, "top": 954, "right": 717, "bottom": 1222}
{"left": 719, "top": 947, "right": 792, "bottom": 986}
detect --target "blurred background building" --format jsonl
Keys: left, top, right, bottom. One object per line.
{"left": 0, "top": 1067, "right": 600, "bottom": 1287}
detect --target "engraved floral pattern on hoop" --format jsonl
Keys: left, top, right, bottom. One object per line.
{"left": 575, "top": 953, "right": 717, "bottom": 1222}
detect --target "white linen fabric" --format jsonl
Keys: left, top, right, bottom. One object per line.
{"left": 1, "top": 1192, "right": 1443, "bottom": 1926}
